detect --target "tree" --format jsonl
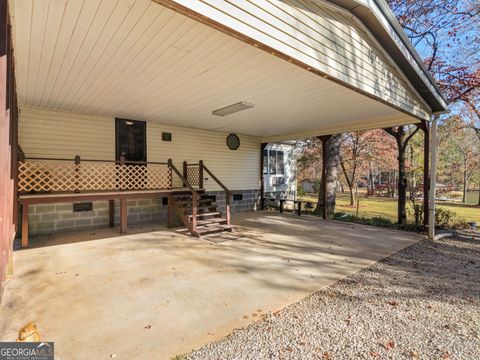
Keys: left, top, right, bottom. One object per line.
{"left": 439, "top": 116, "right": 480, "bottom": 203}
{"left": 384, "top": 126, "right": 420, "bottom": 224}
{"left": 340, "top": 132, "right": 367, "bottom": 206}
{"left": 314, "top": 135, "right": 341, "bottom": 217}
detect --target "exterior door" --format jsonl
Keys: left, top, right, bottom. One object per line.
{"left": 115, "top": 118, "right": 146, "bottom": 163}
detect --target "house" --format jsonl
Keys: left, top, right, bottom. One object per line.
{"left": 0, "top": 0, "right": 447, "bottom": 292}
{"left": 300, "top": 179, "right": 316, "bottom": 194}
{"left": 263, "top": 143, "right": 296, "bottom": 199}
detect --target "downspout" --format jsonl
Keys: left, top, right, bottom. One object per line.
{"left": 428, "top": 115, "right": 439, "bottom": 239}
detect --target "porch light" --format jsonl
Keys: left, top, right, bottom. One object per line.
{"left": 212, "top": 102, "right": 255, "bottom": 116}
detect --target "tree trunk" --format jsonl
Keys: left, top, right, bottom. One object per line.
{"left": 384, "top": 126, "right": 420, "bottom": 225}
{"left": 463, "top": 158, "right": 468, "bottom": 203}
{"left": 315, "top": 134, "right": 341, "bottom": 216}
{"left": 340, "top": 161, "right": 355, "bottom": 206}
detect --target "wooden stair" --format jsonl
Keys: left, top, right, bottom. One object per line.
{"left": 170, "top": 191, "right": 233, "bottom": 237}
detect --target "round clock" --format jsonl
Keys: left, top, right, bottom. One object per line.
{"left": 226, "top": 134, "right": 240, "bottom": 150}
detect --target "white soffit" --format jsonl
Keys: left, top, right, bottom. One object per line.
{"left": 10, "top": 0, "right": 418, "bottom": 138}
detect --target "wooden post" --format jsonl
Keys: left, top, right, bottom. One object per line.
{"left": 167, "top": 159, "right": 173, "bottom": 189}
{"left": 167, "top": 195, "right": 174, "bottom": 228}
{"left": 225, "top": 191, "right": 231, "bottom": 225}
{"left": 199, "top": 160, "right": 204, "bottom": 189}
{"left": 109, "top": 200, "right": 114, "bottom": 227}
{"left": 191, "top": 193, "right": 197, "bottom": 230}
{"left": 74, "top": 155, "right": 80, "bottom": 193}
{"left": 120, "top": 198, "right": 127, "bottom": 234}
{"left": 260, "top": 143, "right": 267, "bottom": 210}
{"left": 183, "top": 161, "right": 188, "bottom": 188}
{"left": 21, "top": 203, "right": 28, "bottom": 248}
{"left": 120, "top": 155, "right": 125, "bottom": 191}
{"left": 279, "top": 199, "right": 284, "bottom": 213}
{"left": 297, "top": 201, "right": 302, "bottom": 216}
{"left": 420, "top": 121, "right": 430, "bottom": 230}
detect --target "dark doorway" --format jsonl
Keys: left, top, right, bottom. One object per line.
{"left": 115, "top": 118, "right": 147, "bottom": 163}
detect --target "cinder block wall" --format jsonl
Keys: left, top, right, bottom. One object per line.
{"left": 27, "top": 190, "right": 260, "bottom": 236}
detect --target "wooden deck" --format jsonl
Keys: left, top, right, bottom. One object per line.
{"left": 19, "top": 188, "right": 196, "bottom": 248}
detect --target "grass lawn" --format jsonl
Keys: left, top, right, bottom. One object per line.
{"left": 299, "top": 191, "right": 480, "bottom": 224}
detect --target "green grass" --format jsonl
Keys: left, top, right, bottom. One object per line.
{"left": 299, "top": 191, "right": 480, "bottom": 224}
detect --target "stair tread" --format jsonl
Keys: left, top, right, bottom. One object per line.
{"left": 196, "top": 218, "right": 227, "bottom": 225}
{"left": 188, "top": 212, "right": 221, "bottom": 218}
{"left": 196, "top": 225, "right": 234, "bottom": 235}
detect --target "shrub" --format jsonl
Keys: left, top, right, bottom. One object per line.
{"left": 297, "top": 186, "right": 306, "bottom": 197}
{"left": 333, "top": 212, "right": 394, "bottom": 228}
{"left": 435, "top": 207, "right": 469, "bottom": 230}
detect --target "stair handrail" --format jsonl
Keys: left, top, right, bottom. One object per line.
{"left": 168, "top": 159, "right": 200, "bottom": 231}
{"left": 200, "top": 161, "right": 231, "bottom": 225}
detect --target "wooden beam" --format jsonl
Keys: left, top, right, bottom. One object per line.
{"left": 120, "top": 199, "right": 127, "bottom": 234}
{"left": 167, "top": 195, "right": 174, "bottom": 228}
{"left": 109, "top": 200, "right": 114, "bottom": 227}
{"left": 21, "top": 203, "right": 28, "bottom": 248}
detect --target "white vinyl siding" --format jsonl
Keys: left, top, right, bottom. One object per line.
{"left": 19, "top": 106, "right": 261, "bottom": 192}
{"left": 158, "top": 0, "right": 431, "bottom": 119}
{"left": 19, "top": 106, "right": 115, "bottom": 160}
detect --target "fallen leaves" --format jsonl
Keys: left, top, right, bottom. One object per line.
{"left": 383, "top": 340, "right": 396, "bottom": 350}
{"left": 144, "top": 325, "right": 152, "bottom": 330}
{"left": 388, "top": 300, "right": 399, "bottom": 307}
{"left": 322, "top": 351, "right": 332, "bottom": 360}
{"left": 409, "top": 350, "right": 419, "bottom": 358}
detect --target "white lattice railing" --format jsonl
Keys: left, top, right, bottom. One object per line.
{"left": 18, "top": 159, "right": 172, "bottom": 193}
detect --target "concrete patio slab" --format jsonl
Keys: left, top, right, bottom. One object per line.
{"left": 0, "top": 212, "right": 423, "bottom": 360}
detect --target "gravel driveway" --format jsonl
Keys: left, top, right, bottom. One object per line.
{"left": 184, "top": 234, "right": 480, "bottom": 360}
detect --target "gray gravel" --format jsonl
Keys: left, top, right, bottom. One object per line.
{"left": 184, "top": 234, "right": 480, "bottom": 360}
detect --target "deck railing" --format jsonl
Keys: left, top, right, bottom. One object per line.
{"left": 18, "top": 156, "right": 172, "bottom": 193}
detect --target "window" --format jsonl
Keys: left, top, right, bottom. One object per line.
{"left": 73, "top": 202, "right": 93, "bottom": 212}
{"left": 115, "top": 118, "right": 146, "bottom": 163}
{"left": 162, "top": 132, "right": 172, "bottom": 142}
{"left": 263, "top": 150, "right": 285, "bottom": 175}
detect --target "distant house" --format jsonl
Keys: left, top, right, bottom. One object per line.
{"left": 263, "top": 143, "right": 296, "bottom": 199}
{"left": 300, "top": 179, "right": 315, "bottom": 194}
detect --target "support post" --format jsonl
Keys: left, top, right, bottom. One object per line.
{"left": 21, "top": 203, "right": 28, "bottom": 248}
{"left": 167, "top": 159, "right": 173, "bottom": 190}
{"left": 74, "top": 155, "right": 80, "bottom": 193}
{"left": 167, "top": 195, "right": 174, "bottom": 228}
{"left": 225, "top": 191, "right": 231, "bottom": 225}
{"left": 191, "top": 193, "right": 197, "bottom": 231}
{"left": 428, "top": 116, "right": 438, "bottom": 239}
{"left": 297, "top": 201, "right": 302, "bottom": 216}
{"left": 120, "top": 155, "right": 125, "bottom": 191}
{"left": 199, "top": 160, "right": 204, "bottom": 189}
{"left": 260, "top": 143, "right": 267, "bottom": 210}
{"left": 279, "top": 199, "right": 284, "bottom": 213}
{"left": 183, "top": 161, "right": 188, "bottom": 188}
{"left": 419, "top": 121, "right": 430, "bottom": 230}
{"left": 120, "top": 198, "right": 127, "bottom": 234}
{"left": 109, "top": 200, "right": 114, "bottom": 227}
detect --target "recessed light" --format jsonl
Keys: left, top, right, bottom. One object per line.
{"left": 212, "top": 102, "right": 255, "bottom": 116}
